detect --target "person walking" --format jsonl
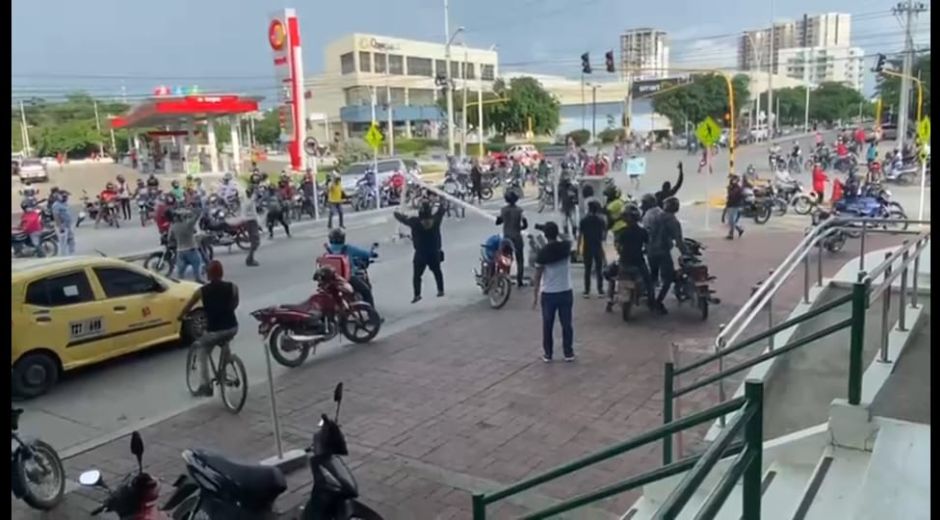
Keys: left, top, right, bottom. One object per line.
{"left": 495, "top": 191, "right": 528, "bottom": 287}
{"left": 725, "top": 175, "right": 745, "bottom": 240}
{"left": 327, "top": 174, "right": 345, "bottom": 229}
{"left": 470, "top": 159, "right": 484, "bottom": 205}
{"left": 177, "top": 260, "right": 239, "bottom": 397}
{"left": 51, "top": 190, "right": 75, "bottom": 256}
{"left": 116, "top": 174, "right": 132, "bottom": 220}
{"left": 645, "top": 197, "right": 687, "bottom": 313}
{"left": 170, "top": 208, "right": 205, "bottom": 283}
{"left": 242, "top": 186, "right": 261, "bottom": 267}
{"left": 579, "top": 199, "right": 606, "bottom": 298}
{"left": 394, "top": 200, "right": 446, "bottom": 303}
{"left": 531, "top": 221, "right": 575, "bottom": 362}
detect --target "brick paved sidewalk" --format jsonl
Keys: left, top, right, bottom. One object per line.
{"left": 13, "top": 231, "right": 899, "bottom": 520}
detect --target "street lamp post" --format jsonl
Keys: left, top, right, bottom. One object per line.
{"left": 744, "top": 32, "right": 763, "bottom": 134}
{"left": 443, "top": 0, "right": 464, "bottom": 157}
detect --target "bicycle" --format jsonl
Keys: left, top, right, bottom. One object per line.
{"left": 185, "top": 337, "right": 248, "bottom": 413}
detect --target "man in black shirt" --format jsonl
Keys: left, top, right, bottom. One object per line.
{"left": 495, "top": 191, "right": 528, "bottom": 287}
{"left": 613, "top": 204, "right": 656, "bottom": 309}
{"left": 178, "top": 260, "right": 239, "bottom": 397}
{"left": 578, "top": 199, "right": 607, "bottom": 297}
{"left": 470, "top": 159, "right": 484, "bottom": 204}
{"left": 654, "top": 162, "right": 685, "bottom": 207}
{"left": 394, "top": 200, "right": 446, "bottom": 303}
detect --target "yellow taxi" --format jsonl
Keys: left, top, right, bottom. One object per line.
{"left": 12, "top": 256, "right": 204, "bottom": 398}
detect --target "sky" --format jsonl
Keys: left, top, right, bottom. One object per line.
{"left": 11, "top": 0, "right": 930, "bottom": 103}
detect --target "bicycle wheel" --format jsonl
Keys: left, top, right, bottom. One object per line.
{"left": 184, "top": 347, "right": 200, "bottom": 396}
{"left": 219, "top": 353, "right": 248, "bottom": 413}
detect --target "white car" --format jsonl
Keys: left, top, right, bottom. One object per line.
{"left": 17, "top": 158, "right": 48, "bottom": 183}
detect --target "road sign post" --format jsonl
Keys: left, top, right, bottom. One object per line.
{"left": 364, "top": 124, "right": 384, "bottom": 209}
{"left": 696, "top": 117, "right": 722, "bottom": 230}
{"left": 304, "top": 136, "right": 321, "bottom": 219}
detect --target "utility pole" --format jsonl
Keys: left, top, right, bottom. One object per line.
{"left": 591, "top": 84, "right": 598, "bottom": 144}
{"left": 804, "top": 84, "right": 811, "bottom": 133}
{"left": 19, "top": 100, "right": 31, "bottom": 156}
{"left": 461, "top": 44, "right": 469, "bottom": 159}
{"left": 894, "top": 0, "right": 927, "bottom": 156}
{"left": 385, "top": 53, "right": 394, "bottom": 156}
{"left": 477, "top": 72, "right": 484, "bottom": 159}
{"left": 93, "top": 99, "right": 105, "bottom": 156}
{"left": 443, "top": 0, "right": 455, "bottom": 156}
{"left": 624, "top": 71, "right": 633, "bottom": 143}
{"left": 768, "top": 0, "right": 775, "bottom": 137}
{"left": 581, "top": 73, "right": 586, "bottom": 130}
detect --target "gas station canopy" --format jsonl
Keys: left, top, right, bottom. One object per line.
{"left": 110, "top": 94, "right": 263, "bottom": 129}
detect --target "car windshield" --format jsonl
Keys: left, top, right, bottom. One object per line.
{"left": 21, "top": 159, "right": 41, "bottom": 167}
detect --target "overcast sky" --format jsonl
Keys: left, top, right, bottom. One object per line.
{"left": 11, "top": 0, "right": 930, "bottom": 101}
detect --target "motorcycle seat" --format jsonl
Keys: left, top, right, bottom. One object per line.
{"left": 192, "top": 450, "right": 287, "bottom": 505}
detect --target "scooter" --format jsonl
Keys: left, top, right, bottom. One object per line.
{"left": 11, "top": 408, "right": 65, "bottom": 511}
{"left": 78, "top": 432, "right": 164, "bottom": 519}
{"left": 161, "top": 383, "right": 385, "bottom": 520}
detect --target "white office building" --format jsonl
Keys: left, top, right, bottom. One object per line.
{"left": 777, "top": 46, "right": 865, "bottom": 91}
{"left": 620, "top": 28, "right": 670, "bottom": 79}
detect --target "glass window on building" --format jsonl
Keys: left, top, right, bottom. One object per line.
{"left": 374, "top": 52, "right": 387, "bottom": 73}
{"left": 481, "top": 64, "right": 495, "bottom": 81}
{"left": 344, "top": 86, "right": 371, "bottom": 106}
{"left": 435, "top": 59, "right": 446, "bottom": 78}
{"left": 450, "top": 61, "right": 461, "bottom": 79}
{"left": 390, "top": 87, "right": 406, "bottom": 105}
{"left": 340, "top": 52, "right": 355, "bottom": 75}
{"left": 464, "top": 62, "right": 476, "bottom": 80}
{"left": 408, "top": 88, "right": 435, "bottom": 106}
{"left": 388, "top": 54, "right": 404, "bottom": 75}
{"left": 358, "top": 52, "right": 372, "bottom": 73}
{"left": 407, "top": 56, "right": 433, "bottom": 77}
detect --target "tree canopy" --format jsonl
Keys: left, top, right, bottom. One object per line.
{"left": 439, "top": 76, "right": 561, "bottom": 136}
{"left": 876, "top": 53, "right": 930, "bottom": 121}
{"left": 650, "top": 73, "right": 751, "bottom": 132}
{"left": 764, "top": 82, "right": 873, "bottom": 126}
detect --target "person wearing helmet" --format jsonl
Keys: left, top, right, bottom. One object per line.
{"left": 46, "top": 186, "right": 60, "bottom": 213}
{"left": 394, "top": 199, "right": 446, "bottom": 303}
{"left": 169, "top": 179, "right": 184, "bottom": 200}
{"left": 495, "top": 190, "right": 528, "bottom": 287}
{"left": 326, "top": 228, "right": 379, "bottom": 311}
{"left": 606, "top": 203, "right": 655, "bottom": 310}
{"left": 558, "top": 174, "right": 579, "bottom": 236}
{"left": 96, "top": 182, "right": 119, "bottom": 228}
{"left": 725, "top": 174, "right": 746, "bottom": 240}
{"left": 298, "top": 169, "right": 316, "bottom": 216}
{"left": 51, "top": 190, "right": 75, "bottom": 256}
{"left": 218, "top": 172, "right": 239, "bottom": 204}
{"left": 654, "top": 162, "right": 684, "bottom": 208}
{"left": 116, "top": 174, "right": 132, "bottom": 221}
{"left": 578, "top": 199, "right": 607, "bottom": 298}
{"left": 15, "top": 199, "right": 45, "bottom": 258}
{"left": 645, "top": 196, "right": 688, "bottom": 314}
{"left": 265, "top": 176, "right": 291, "bottom": 240}
{"left": 604, "top": 183, "right": 626, "bottom": 238}
{"left": 155, "top": 193, "right": 178, "bottom": 237}
{"left": 146, "top": 173, "right": 160, "bottom": 189}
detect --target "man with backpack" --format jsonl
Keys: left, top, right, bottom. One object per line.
{"left": 325, "top": 228, "right": 378, "bottom": 312}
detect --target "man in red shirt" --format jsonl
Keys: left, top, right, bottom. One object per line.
{"left": 154, "top": 193, "right": 177, "bottom": 238}
{"left": 854, "top": 127, "right": 866, "bottom": 148}
{"left": 15, "top": 203, "right": 45, "bottom": 257}
{"left": 812, "top": 162, "right": 829, "bottom": 203}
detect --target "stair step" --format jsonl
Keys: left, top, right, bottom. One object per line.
{"left": 851, "top": 419, "right": 930, "bottom": 520}
{"left": 756, "top": 462, "right": 816, "bottom": 520}
{"left": 794, "top": 447, "right": 870, "bottom": 520}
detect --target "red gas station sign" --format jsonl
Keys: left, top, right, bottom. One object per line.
{"left": 268, "top": 9, "right": 306, "bottom": 172}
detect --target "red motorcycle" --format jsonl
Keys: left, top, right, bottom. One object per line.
{"left": 474, "top": 238, "right": 514, "bottom": 309}
{"left": 251, "top": 266, "right": 382, "bottom": 368}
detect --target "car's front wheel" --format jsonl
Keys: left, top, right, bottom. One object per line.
{"left": 13, "top": 352, "right": 60, "bottom": 399}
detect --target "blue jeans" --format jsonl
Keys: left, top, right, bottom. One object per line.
{"left": 541, "top": 289, "right": 574, "bottom": 359}
{"left": 56, "top": 227, "right": 75, "bottom": 256}
{"left": 726, "top": 206, "right": 743, "bottom": 236}
{"left": 29, "top": 232, "right": 45, "bottom": 257}
{"left": 176, "top": 248, "right": 204, "bottom": 283}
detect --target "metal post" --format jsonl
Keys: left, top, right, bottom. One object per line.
{"left": 816, "top": 239, "right": 824, "bottom": 287}
{"left": 898, "top": 250, "right": 909, "bottom": 332}
{"left": 803, "top": 253, "right": 810, "bottom": 303}
{"left": 879, "top": 253, "right": 892, "bottom": 363}
{"left": 471, "top": 494, "right": 486, "bottom": 520}
{"left": 859, "top": 221, "right": 867, "bottom": 271}
{"left": 848, "top": 280, "right": 867, "bottom": 405}
{"left": 663, "top": 362, "right": 674, "bottom": 465}
{"left": 767, "top": 270, "right": 775, "bottom": 351}
{"left": 671, "top": 343, "right": 684, "bottom": 460}
{"left": 262, "top": 338, "right": 284, "bottom": 458}
{"left": 912, "top": 244, "right": 920, "bottom": 308}
{"left": 742, "top": 381, "right": 763, "bottom": 520}
{"left": 717, "top": 324, "right": 727, "bottom": 428}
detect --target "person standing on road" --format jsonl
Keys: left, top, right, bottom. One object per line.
{"left": 531, "top": 221, "right": 575, "bottom": 362}
{"left": 558, "top": 174, "right": 579, "bottom": 236}
{"left": 725, "top": 175, "right": 745, "bottom": 240}
{"left": 655, "top": 162, "right": 684, "bottom": 207}
{"left": 607, "top": 204, "right": 656, "bottom": 309}
{"left": 394, "top": 200, "right": 446, "bottom": 303}
{"left": 645, "top": 197, "right": 687, "bottom": 314}
{"left": 579, "top": 199, "right": 606, "bottom": 298}
{"left": 327, "top": 174, "right": 345, "bottom": 229}
{"left": 116, "top": 174, "right": 132, "bottom": 221}
{"left": 470, "top": 159, "right": 484, "bottom": 205}
{"left": 812, "top": 161, "right": 828, "bottom": 204}
{"left": 51, "top": 190, "right": 75, "bottom": 256}
{"left": 242, "top": 186, "right": 261, "bottom": 267}
{"left": 496, "top": 191, "right": 528, "bottom": 287}
{"left": 178, "top": 260, "right": 239, "bottom": 397}
{"left": 170, "top": 208, "right": 205, "bottom": 283}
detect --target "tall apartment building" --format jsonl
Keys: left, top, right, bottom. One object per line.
{"left": 738, "top": 13, "right": 861, "bottom": 90}
{"left": 620, "top": 28, "right": 669, "bottom": 79}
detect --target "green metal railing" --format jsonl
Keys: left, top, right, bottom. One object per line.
{"left": 470, "top": 382, "right": 765, "bottom": 520}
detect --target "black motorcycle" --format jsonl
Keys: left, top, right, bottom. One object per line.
{"left": 77, "top": 432, "right": 163, "bottom": 519}
{"left": 536, "top": 178, "right": 555, "bottom": 213}
{"left": 162, "top": 383, "right": 384, "bottom": 520}
{"left": 12, "top": 408, "right": 65, "bottom": 511}
{"left": 137, "top": 192, "right": 158, "bottom": 227}
{"left": 721, "top": 188, "right": 773, "bottom": 224}
{"left": 144, "top": 232, "right": 214, "bottom": 277}
{"left": 12, "top": 228, "right": 58, "bottom": 258}
{"left": 811, "top": 208, "right": 849, "bottom": 253}
{"left": 76, "top": 189, "right": 100, "bottom": 228}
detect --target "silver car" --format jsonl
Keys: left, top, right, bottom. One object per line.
{"left": 18, "top": 158, "right": 48, "bottom": 183}
{"left": 339, "top": 158, "right": 420, "bottom": 193}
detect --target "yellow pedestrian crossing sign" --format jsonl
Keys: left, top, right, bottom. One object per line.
{"left": 696, "top": 117, "right": 722, "bottom": 147}
{"left": 364, "top": 123, "right": 384, "bottom": 150}
{"left": 917, "top": 117, "right": 930, "bottom": 144}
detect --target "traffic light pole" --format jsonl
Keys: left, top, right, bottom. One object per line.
{"left": 591, "top": 85, "right": 598, "bottom": 145}
{"left": 581, "top": 73, "right": 586, "bottom": 131}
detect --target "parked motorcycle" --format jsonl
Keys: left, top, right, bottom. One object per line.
{"left": 352, "top": 179, "right": 377, "bottom": 212}
{"left": 12, "top": 408, "right": 65, "bottom": 511}
{"left": 76, "top": 189, "right": 100, "bottom": 228}
{"left": 137, "top": 192, "right": 157, "bottom": 227}
{"left": 161, "top": 383, "right": 384, "bottom": 520}
{"left": 12, "top": 228, "right": 58, "bottom": 258}
{"left": 882, "top": 152, "right": 919, "bottom": 185}
{"left": 473, "top": 238, "right": 514, "bottom": 309}
{"left": 252, "top": 266, "right": 382, "bottom": 368}
{"left": 78, "top": 432, "right": 164, "bottom": 519}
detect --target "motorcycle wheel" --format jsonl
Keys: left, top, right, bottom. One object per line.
{"left": 480, "top": 186, "right": 493, "bottom": 201}
{"left": 14, "top": 440, "right": 65, "bottom": 511}
{"left": 698, "top": 291, "right": 709, "bottom": 321}
{"left": 791, "top": 194, "right": 814, "bottom": 215}
{"left": 340, "top": 303, "right": 382, "bottom": 343}
{"left": 753, "top": 204, "right": 772, "bottom": 224}
{"left": 773, "top": 197, "right": 789, "bottom": 216}
{"left": 826, "top": 235, "right": 846, "bottom": 253}
{"left": 144, "top": 251, "right": 174, "bottom": 275}
{"left": 234, "top": 229, "right": 251, "bottom": 251}
{"left": 488, "top": 274, "right": 512, "bottom": 309}
{"left": 268, "top": 325, "right": 312, "bottom": 367}
{"left": 884, "top": 205, "right": 908, "bottom": 231}
{"left": 40, "top": 238, "right": 58, "bottom": 257}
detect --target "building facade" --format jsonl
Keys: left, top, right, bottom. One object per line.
{"left": 305, "top": 33, "right": 499, "bottom": 139}
{"left": 777, "top": 46, "right": 864, "bottom": 91}
{"left": 738, "top": 13, "right": 854, "bottom": 78}
{"left": 620, "top": 28, "right": 670, "bottom": 79}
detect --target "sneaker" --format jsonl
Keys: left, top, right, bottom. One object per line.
{"left": 564, "top": 355, "right": 576, "bottom": 362}
{"left": 583, "top": 292, "right": 591, "bottom": 299}
{"left": 737, "top": 227, "right": 744, "bottom": 238}
{"left": 542, "top": 356, "right": 552, "bottom": 363}
{"left": 411, "top": 295, "right": 422, "bottom": 304}
{"left": 246, "top": 260, "right": 260, "bottom": 267}
{"left": 725, "top": 234, "right": 734, "bottom": 240}
{"left": 436, "top": 291, "right": 445, "bottom": 298}
{"left": 195, "top": 384, "right": 214, "bottom": 397}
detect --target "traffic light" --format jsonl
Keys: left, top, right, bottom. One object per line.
{"left": 873, "top": 53, "right": 886, "bottom": 73}
{"left": 605, "top": 51, "right": 615, "bottom": 73}
{"left": 581, "top": 53, "right": 592, "bottom": 74}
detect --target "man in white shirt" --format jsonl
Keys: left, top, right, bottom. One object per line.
{"left": 531, "top": 221, "right": 575, "bottom": 362}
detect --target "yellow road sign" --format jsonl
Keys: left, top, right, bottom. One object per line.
{"left": 696, "top": 117, "right": 722, "bottom": 147}
{"left": 364, "top": 123, "right": 384, "bottom": 150}
{"left": 917, "top": 117, "right": 930, "bottom": 143}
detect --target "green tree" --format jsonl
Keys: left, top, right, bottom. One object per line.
{"left": 651, "top": 74, "right": 751, "bottom": 132}
{"left": 876, "top": 53, "right": 930, "bottom": 121}
{"left": 807, "top": 82, "right": 872, "bottom": 123}
{"left": 253, "top": 109, "right": 282, "bottom": 145}
{"left": 440, "top": 77, "right": 560, "bottom": 136}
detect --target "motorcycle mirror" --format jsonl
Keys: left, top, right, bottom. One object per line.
{"left": 333, "top": 382, "right": 344, "bottom": 422}
{"left": 130, "top": 431, "right": 144, "bottom": 473}
{"left": 371, "top": 242, "right": 379, "bottom": 249}
{"left": 79, "top": 469, "right": 103, "bottom": 487}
